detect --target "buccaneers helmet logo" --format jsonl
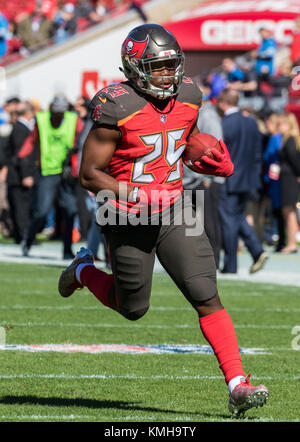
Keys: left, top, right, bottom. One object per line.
{"left": 121, "top": 36, "right": 149, "bottom": 59}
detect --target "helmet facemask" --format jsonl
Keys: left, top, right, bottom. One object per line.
{"left": 122, "top": 51, "right": 185, "bottom": 99}
{"left": 139, "top": 54, "right": 185, "bottom": 99}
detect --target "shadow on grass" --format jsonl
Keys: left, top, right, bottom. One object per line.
{"left": 0, "top": 395, "right": 198, "bottom": 416}
{"left": 0, "top": 396, "right": 261, "bottom": 421}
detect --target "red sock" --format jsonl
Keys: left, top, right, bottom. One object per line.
{"left": 80, "top": 266, "right": 119, "bottom": 312}
{"left": 199, "top": 309, "right": 245, "bottom": 384}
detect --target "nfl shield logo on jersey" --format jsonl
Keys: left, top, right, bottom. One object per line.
{"left": 160, "top": 114, "right": 167, "bottom": 123}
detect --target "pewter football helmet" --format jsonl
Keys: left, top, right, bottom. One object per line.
{"left": 121, "top": 24, "right": 185, "bottom": 99}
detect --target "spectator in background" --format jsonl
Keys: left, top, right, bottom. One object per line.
{"left": 129, "top": 1, "right": 148, "bottom": 23}
{"left": 223, "top": 56, "right": 258, "bottom": 98}
{"left": 74, "top": 95, "right": 93, "bottom": 173}
{"left": 269, "top": 59, "right": 292, "bottom": 98}
{"left": 277, "top": 112, "right": 300, "bottom": 253}
{"left": 0, "top": 104, "right": 9, "bottom": 127}
{"left": 290, "top": 16, "right": 300, "bottom": 67}
{"left": 263, "top": 113, "right": 285, "bottom": 251}
{"left": 222, "top": 57, "right": 245, "bottom": 83}
{"left": 73, "top": 94, "right": 109, "bottom": 262}
{"left": 75, "top": 0, "right": 94, "bottom": 24}
{"left": 0, "top": 12, "right": 8, "bottom": 61}
{"left": 53, "top": 2, "right": 77, "bottom": 44}
{"left": 0, "top": 103, "right": 12, "bottom": 239}
{"left": 235, "top": 50, "right": 257, "bottom": 74}
{"left": 0, "top": 150, "right": 10, "bottom": 238}
{"left": 73, "top": 95, "right": 93, "bottom": 241}
{"left": 18, "top": 95, "right": 84, "bottom": 259}
{"left": 6, "top": 100, "right": 36, "bottom": 244}
{"left": 74, "top": 95, "right": 90, "bottom": 122}
{"left": 253, "top": 28, "right": 278, "bottom": 116}
{"left": 86, "top": 190, "right": 110, "bottom": 266}
{"left": 217, "top": 88, "right": 268, "bottom": 274}
{"left": 3, "top": 97, "right": 21, "bottom": 125}
{"left": 183, "top": 79, "right": 224, "bottom": 269}
{"left": 29, "top": 97, "right": 42, "bottom": 113}
{"left": 202, "top": 70, "right": 226, "bottom": 102}
{"left": 89, "top": 0, "right": 108, "bottom": 25}
{"left": 6, "top": 20, "right": 23, "bottom": 56}
{"left": 0, "top": 98, "right": 16, "bottom": 173}
{"left": 18, "top": 0, "right": 53, "bottom": 51}
{"left": 255, "top": 27, "right": 277, "bottom": 79}
{"left": 239, "top": 107, "right": 267, "bottom": 243}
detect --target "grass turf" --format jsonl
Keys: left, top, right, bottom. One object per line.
{"left": 0, "top": 262, "right": 299, "bottom": 422}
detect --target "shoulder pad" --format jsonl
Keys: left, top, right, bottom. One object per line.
{"left": 89, "top": 83, "right": 129, "bottom": 126}
{"left": 177, "top": 77, "right": 202, "bottom": 109}
{"left": 89, "top": 82, "right": 146, "bottom": 127}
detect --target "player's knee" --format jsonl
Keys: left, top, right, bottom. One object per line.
{"left": 121, "top": 305, "right": 149, "bottom": 321}
{"left": 115, "top": 255, "right": 144, "bottom": 292}
{"left": 185, "top": 276, "right": 217, "bottom": 304}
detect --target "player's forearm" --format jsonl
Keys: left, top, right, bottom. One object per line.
{"left": 79, "top": 168, "right": 133, "bottom": 198}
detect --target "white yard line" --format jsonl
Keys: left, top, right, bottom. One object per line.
{"left": 0, "top": 321, "right": 296, "bottom": 329}
{"left": 0, "top": 414, "right": 192, "bottom": 421}
{"left": 0, "top": 414, "right": 298, "bottom": 422}
{"left": 0, "top": 373, "right": 297, "bottom": 380}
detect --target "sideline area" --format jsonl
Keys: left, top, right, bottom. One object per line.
{"left": 0, "top": 241, "right": 299, "bottom": 287}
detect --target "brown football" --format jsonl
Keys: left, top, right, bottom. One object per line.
{"left": 183, "top": 132, "right": 222, "bottom": 172}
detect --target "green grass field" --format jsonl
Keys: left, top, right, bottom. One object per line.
{"left": 0, "top": 262, "right": 299, "bottom": 422}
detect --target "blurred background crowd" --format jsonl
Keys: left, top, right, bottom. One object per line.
{"left": 0, "top": 0, "right": 300, "bottom": 270}
{"left": 0, "top": 0, "right": 148, "bottom": 65}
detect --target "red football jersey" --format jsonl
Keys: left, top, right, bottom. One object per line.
{"left": 89, "top": 78, "right": 202, "bottom": 212}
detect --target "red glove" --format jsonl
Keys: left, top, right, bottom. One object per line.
{"left": 194, "top": 140, "right": 234, "bottom": 177}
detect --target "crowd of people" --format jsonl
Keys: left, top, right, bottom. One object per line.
{"left": 0, "top": 16, "right": 300, "bottom": 270}
{"left": 183, "top": 85, "right": 300, "bottom": 274}
{"left": 199, "top": 25, "right": 300, "bottom": 119}
{"left": 179, "top": 22, "right": 300, "bottom": 271}
{"left": 0, "top": 0, "right": 148, "bottom": 64}
{"left": 0, "top": 93, "right": 110, "bottom": 264}
{"left": 0, "top": 87, "right": 299, "bottom": 270}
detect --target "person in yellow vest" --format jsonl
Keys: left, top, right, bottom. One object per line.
{"left": 18, "top": 95, "right": 84, "bottom": 259}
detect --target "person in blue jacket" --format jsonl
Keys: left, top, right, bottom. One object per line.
{"left": 0, "top": 13, "right": 8, "bottom": 60}
{"left": 255, "top": 27, "right": 277, "bottom": 77}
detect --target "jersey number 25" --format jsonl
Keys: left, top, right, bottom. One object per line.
{"left": 132, "top": 128, "right": 186, "bottom": 184}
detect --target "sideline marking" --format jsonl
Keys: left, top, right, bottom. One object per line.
{"left": 0, "top": 343, "right": 269, "bottom": 355}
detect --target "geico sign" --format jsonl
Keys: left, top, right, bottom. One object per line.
{"left": 201, "top": 20, "right": 295, "bottom": 45}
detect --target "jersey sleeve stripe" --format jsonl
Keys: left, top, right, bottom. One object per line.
{"left": 118, "top": 110, "right": 142, "bottom": 127}
{"left": 182, "top": 102, "right": 201, "bottom": 110}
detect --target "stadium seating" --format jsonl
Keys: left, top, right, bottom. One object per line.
{"left": 0, "top": 0, "right": 36, "bottom": 22}
{"left": 0, "top": 0, "right": 149, "bottom": 67}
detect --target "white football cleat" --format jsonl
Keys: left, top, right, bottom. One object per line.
{"left": 228, "top": 374, "right": 269, "bottom": 417}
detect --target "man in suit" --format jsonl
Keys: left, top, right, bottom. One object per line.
{"left": 6, "top": 101, "right": 36, "bottom": 243}
{"left": 183, "top": 80, "right": 224, "bottom": 269}
{"left": 217, "top": 88, "right": 268, "bottom": 274}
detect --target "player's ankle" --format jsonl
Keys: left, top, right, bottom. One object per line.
{"left": 75, "top": 263, "right": 94, "bottom": 284}
{"left": 228, "top": 376, "right": 245, "bottom": 394}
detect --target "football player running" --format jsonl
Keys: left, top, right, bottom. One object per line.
{"left": 58, "top": 24, "right": 269, "bottom": 417}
